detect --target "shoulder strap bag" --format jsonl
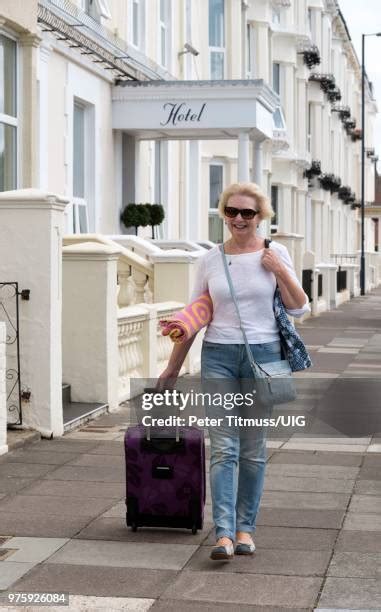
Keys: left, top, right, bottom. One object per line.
{"left": 219, "top": 242, "right": 297, "bottom": 407}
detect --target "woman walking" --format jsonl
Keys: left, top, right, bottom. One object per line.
{"left": 158, "top": 182, "right": 310, "bottom": 560}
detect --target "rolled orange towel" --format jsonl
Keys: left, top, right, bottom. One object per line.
{"left": 160, "top": 291, "right": 213, "bottom": 343}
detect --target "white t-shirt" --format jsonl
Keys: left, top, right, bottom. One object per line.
{"left": 191, "top": 241, "right": 310, "bottom": 344}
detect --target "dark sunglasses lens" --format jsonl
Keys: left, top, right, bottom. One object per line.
{"left": 224, "top": 206, "right": 257, "bottom": 219}
{"left": 224, "top": 207, "right": 238, "bottom": 218}
{"left": 241, "top": 209, "right": 257, "bottom": 220}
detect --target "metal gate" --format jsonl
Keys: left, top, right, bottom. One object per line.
{"left": 0, "top": 282, "right": 29, "bottom": 426}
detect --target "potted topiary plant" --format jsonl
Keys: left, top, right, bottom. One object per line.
{"left": 149, "top": 203, "right": 165, "bottom": 239}
{"left": 121, "top": 203, "right": 150, "bottom": 235}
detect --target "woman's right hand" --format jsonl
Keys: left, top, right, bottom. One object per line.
{"left": 156, "top": 366, "right": 180, "bottom": 391}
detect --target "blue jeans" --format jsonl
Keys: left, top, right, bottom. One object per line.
{"left": 201, "top": 339, "right": 282, "bottom": 541}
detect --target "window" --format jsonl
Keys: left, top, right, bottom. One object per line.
{"left": 307, "top": 102, "right": 312, "bottom": 153}
{"left": 81, "top": 0, "right": 111, "bottom": 21}
{"left": 246, "top": 23, "right": 256, "bottom": 78}
{"left": 129, "top": 0, "right": 145, "bottom": 50}
{"left": 307, "top": 8, "right": 312, "bottom": 35}
{"left": 72, "top": 102, "right": 89, "bottom": 233}
{"left": 272, "top": 62, "right": 280, "bottom": 95}
{"left": 209, "top": 164, "right": 224, "bottom": 243}
{"left": 272, "top": 7, "right": 281, "bottom": 25}
{"left": 270, "top": 185, "right": 279, "bottom": 234}
{"left": 0, "top": 34, "right": 17, "bottom": 191}
{"left": 209, "top": 0, "right": 225, "bottom": 79}
{"left": 159, "top": 0, "right": 171, "bottom": 68}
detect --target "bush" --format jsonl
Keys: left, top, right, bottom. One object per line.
{"left": 121, "top": 203, "right": 150, "bottom": 235}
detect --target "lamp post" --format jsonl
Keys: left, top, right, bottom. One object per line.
{"left": 360, "top": 33, "right": 381, "bottom": 295}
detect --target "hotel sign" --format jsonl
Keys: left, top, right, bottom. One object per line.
{"left": 160, "top": 102, "right": 207, "bottom": 127}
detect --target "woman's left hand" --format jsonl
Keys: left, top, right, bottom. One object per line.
{"left": 261, "top": 248, "right": 285, "bottom": 277}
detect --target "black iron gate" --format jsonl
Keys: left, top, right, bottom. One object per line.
{"left": 0, "top": 282, "right": 29, "bottom": 426}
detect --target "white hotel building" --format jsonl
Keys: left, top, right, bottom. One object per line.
{"left": 0, "top": 0, "right": 380, "bottom": 437}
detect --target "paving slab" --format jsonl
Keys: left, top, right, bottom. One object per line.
{"left": 75, "top": 517, "right": 213, "bottom": 544}
{"left": 368, "top": 444, "right": 381, "bottom": 453}
{"left": 355, "top": 480, "right": 381, "bottom": 495}
{"left": 269, "top": 451, "right": 362, "bottom": 467}
{"left": 342, "top": 512, "right": 381, "bottom": 531}
{"left": 281, "top": 442, "right": 368, "bottom": 453}
{"left": 0, "top": 561, "right": 35, "bottom": 590}
{"left": 8, "top": 564, "right": 176, "bottom": 598}
{"left": 0, "top": 512, "right": 93, "bottom": 538}
{"left": 0, "top": 537, "right": 68, "bottom": 563}
{"left": 0, "top": 462, "right": 56, "bottom": 478}
{"left": 263, "top": 475, "right": 355, "bottom": 493}
{"left": 85, "top": 441, "right": 125, "bottom": 455}
{"left": 186, "top": 546, "right": 331, "bottom": 576}
{"left": 0, "top": 595, "right": 156, "bottom": 612}
{"left": 266, "top": 464, "right": 359, "bottom": 479}
{"left": 66, "top": 453, "right": 123, "bottom": 468}
{"left": 256, "top": 508, "right": 344, "bottom": 529}
{"left": 28, "top": 440, "right": 101, "bottom": 453}
{"left": 48, "top": 539, "right": 198, "bottom": 570}
{"left": 0, "top": 476, "right": 36, "bottom": 495}
{"left": 348, "top": 494, "right": 381, "bottom": 513}
{"left": 17, "top": 479, "right": 124, "bottom": 499}
{"left": 3, "top": 449, "right": 82, "bottom": 465}
{"left": 42, "top": 465, "right": 126, "bottom": 482}
{"left": 327, "top": 551, "right": 381, "bottom": 578}
{"left": 150, "top": 600, "right": 309, "bottom": 612}
{"left": 0, "top": 494, "right": 114, "bottom": 518}
{"left": 160, "top": 570, "right": 322, "bottom": 608}
{"left": 318, "top": 577, "right": 381, "bottom": 610}
{"left": 335, "top": 530, "right": 381, "bottom": 552}
{"left": 260, "top": 491, "right": 350, "bottom": 510}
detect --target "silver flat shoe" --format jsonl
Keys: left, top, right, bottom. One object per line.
{"left": 234, "top": 540, "right": 256, "bottom": 555}
{"left": 210, "top": 542, "right": 234, "bottom": 560}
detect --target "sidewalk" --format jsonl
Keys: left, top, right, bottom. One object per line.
{"left": 1, "top": 289, "right": 381, "bottom": 611}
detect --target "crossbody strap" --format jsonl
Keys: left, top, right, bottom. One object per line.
{"left": 219, "top": 242, "right": 270, "bottom": 375}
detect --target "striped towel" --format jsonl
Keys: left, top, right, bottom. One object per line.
{"left": 160, "top": 291, "right": 213, "bottom": 343}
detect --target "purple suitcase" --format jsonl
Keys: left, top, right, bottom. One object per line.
{"left": 125, "top": 425, "right": 205, "bottom": 534}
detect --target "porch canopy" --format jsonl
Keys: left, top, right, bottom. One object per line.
{"left": 112, "top": 79, "right": 280, "bottom": 182}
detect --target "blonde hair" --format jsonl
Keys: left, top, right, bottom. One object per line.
{"left": 217, "top": 182, "right": 274, "bottom": 222}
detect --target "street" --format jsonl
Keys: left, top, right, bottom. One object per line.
{"left": 0, "top": 288, "right": 381, "bottom": 611}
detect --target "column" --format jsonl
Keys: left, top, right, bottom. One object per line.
{"left": 252, "top": 140, "right": 263, "bottom": 185}
{"left": 62, "top": 243, "right": 119, "bottom": 411}
{"left": 238, "top": 132, "right": 250, "bottom": 182}
{"left": 19, "top": 33, "right": 42, "bottom": 187}
{"left": 38, "top": 43, "right": 51, "bottom": 190}
{"left": 188, "top": 140, "right": 201, "bottom": 240}
{"left": 0, "top": 189, "right": 68, "bottom": 437}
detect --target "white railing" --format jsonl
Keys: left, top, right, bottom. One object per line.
{"left": 0, "top": 322, "right": 7, "bottom": 454}
{"left": 117, "top": 301, "right": 184, "bottom": 402}
{"left": 63, "top": 234, "right": 153, "bottom": 306}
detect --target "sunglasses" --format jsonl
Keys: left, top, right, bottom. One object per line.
{"left": 224, "top": 206, "right": 259, "bottom": 220}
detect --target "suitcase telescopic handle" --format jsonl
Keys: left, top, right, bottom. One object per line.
{"left": 143, "top": 387, "right": 180, "bottom": 442}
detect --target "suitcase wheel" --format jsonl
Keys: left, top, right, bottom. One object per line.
{"left": 191, "top": 525, "right": 197, "bottom": 535}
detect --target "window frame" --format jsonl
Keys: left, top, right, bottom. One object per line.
{"left": 209, "top": 0, "right": 225, "bottom": 80}
{"left": 246, "top": 22, "right": 256, "bottom": 79}
{"left": 71, "top": 99, "right": 91, "bottom": 234}
{"left": 129, "top": 0, "right": 146, "bottom": 51}
{"left": 158, "top": 0, "right": 171, "bottom": 69}
{"left": 0, "top": 29, "right": 19, "bottom": 192}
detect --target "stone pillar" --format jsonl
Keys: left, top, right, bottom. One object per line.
{"left": 188, "top": 140, "right": 201, "bottom": 241}
{"left": 62, "top": 243, "right": 120, "bottom": 411}
{"left": 0, "top": 189, "right": 68, "bottom": 437}
{"left": 152, "top": 252, "right": 202, "bottom": 374}
{"left": 38, "top": 43, "right": 51, "bottom": 190}
{"left": 252, "top": 140, "right": 264, "bottom": 186}
{"left": 0, "top": 323, "right": 7, "bottom": 455}
{"left": 238, "top": 132, "right": 250, "bottom": 182}
{"left": 19, "top": 33, "right": 41, "bottom": 187}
